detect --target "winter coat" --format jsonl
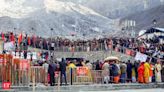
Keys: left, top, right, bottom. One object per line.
{"left": 144, "top": 62, "right": 150, "bottom": 78}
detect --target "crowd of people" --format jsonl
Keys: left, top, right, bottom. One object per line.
{"left": 39, "top": 57, "right": 164, "bottom": 86}
{"left": 100, "top": 60, "right": 163, "bottom": 84}
{"left": 0, "top": 31, "right": 163, "bottom": 86}
{"left": 1, "top": 32, "right": 163, "bottom": 61}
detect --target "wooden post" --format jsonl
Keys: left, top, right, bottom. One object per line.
{"left": 32, "top": 70, "right": 35, "bottom": 92}
{"left": 57, "top": 72, "right": 60, "bottom": 91}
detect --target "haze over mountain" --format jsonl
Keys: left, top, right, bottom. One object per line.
{"left": 0, "top": 0, "right": 163, "bottom": 39}
{"left": 121, "top": 4, "right": 164, "bottom": 31}
{"left": 60, "top": 0, "right": 163, "bottom": 19}
{"left": 0, "top": 0, "right": 114, "bottom": 39}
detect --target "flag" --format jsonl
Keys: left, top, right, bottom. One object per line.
{"left": 10, "top": 33, "right": 15, "bottom": 43}
{"left": 18, "top": 33, "right": 23, "bottom": 45}
{"left": 28, "top": 37, "right": 31, "bottom": 45}
{"left": 1, "top": 32, "right": 5, "bottom": 41}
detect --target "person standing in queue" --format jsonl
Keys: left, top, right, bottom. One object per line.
{"left": 144, "top": 61, "right": 151, "bottom": 84}
{"left": 126, "top": 60, "right": 132, "bottom": 82}
{"left": 59, "top": 58, "right": 67, "bottom": 86}
{"left": 155, "top": 61, "right": 162, "bottom": 83}
{"left": 48, "top": 60, "right": 57, "bottom": 86}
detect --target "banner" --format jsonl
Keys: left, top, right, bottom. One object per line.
{"left": 0, "top": 40, "right": 3, "bottom": 53}
{"left": 11, "top": 52, "right": 37, "bottom": 60}
{"left": 135, "top": 52, "right": 148, "bottom": 62}
{"left": 76, "top": 67, "right": 88, "bottom": 76}
{"left": 19, "top": 59, "right": 29, "bottom": 70}
{"left": 4, "top": 42, "right": 15, "bottom": 51}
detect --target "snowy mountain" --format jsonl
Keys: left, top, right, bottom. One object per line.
{"left": 61, "top": 0, "right": 162, "bottom": 19}
{"left": 89, "top": 0, "right": 163, "bottom": 19}
{"left": 120, "top": 4, "right": 164, "bottom": 31}
{"left": 0, "top": 0, "right": 114, "bottom": 39}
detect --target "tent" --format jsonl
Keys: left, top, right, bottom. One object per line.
{"left": 104, "top": 56, "right": 120, "bottom": 62}
{"left": 145, "top": 27, "right": 164, "bottom": 34}
{"left": 138, "top": 27, "right": 164, "bottom": 39}
{"left": 138, "top": 30, "right": 147, "bottom": 37}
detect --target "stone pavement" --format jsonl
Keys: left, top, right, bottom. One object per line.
{"left": 0, "top": 83, "right": 164, "bottom": 92}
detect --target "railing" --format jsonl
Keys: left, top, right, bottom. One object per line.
{"left": 29, "top": 42, "right": 163, "bottom": 63}
{"left": 1, "top": 65, "right": 164, "bottom": 87}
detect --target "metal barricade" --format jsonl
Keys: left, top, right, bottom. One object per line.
{"left": 30, "top": 66, "right": 44, "bottom": 84}
{"left": 91, "top": 70, "right": 103, "bottom": 84}
{"left": 66, "top": 67, "right": 103, "bottom": 85}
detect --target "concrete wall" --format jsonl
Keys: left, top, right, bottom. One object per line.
{"left": 29, "top": 47, "right": 135, "bottom": 62}
{"left": 53, "top": 50, "right": 135, "bottom": 62}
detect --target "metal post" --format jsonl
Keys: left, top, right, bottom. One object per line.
{"left": 70, "top": 68, "right": 73, "bottom": 85}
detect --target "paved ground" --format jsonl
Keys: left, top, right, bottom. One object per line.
{"left": 0, "top": 83, "right": 164, "bottom": 92}
{"left": 80, "top": 89, "right": 164, "bottom": 92}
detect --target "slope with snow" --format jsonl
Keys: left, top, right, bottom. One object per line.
{"left": 61, "top": 0, "right": 162, "bottom": 19}
{"left": 0, "top": 0, "right": 115, "bottom": 39}
{"left": 91, "top": 0, "right": 163, "bottom": 19}
{"left": 120, "top": 4, "right": 164, "bottom": 31}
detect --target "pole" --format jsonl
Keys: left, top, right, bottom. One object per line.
{"left": 57, "top": 72, "right": 60, "bottom": 90}
{"left": 70, "top": 68, "right": 73, "bottom": 85}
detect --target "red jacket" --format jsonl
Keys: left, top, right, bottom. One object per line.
{"left": 138, "top": 64, "right": 144, "bottom": 76}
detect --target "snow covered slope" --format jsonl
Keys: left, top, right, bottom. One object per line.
{"left": 61, "top": 0, "right": 162, "bottom": 19}
{"left": 0, "top": 0, "right": 114, "bottom": 39}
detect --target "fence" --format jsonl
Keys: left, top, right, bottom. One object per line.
{"left": 29, "top": 42, "right": 163, "bottom": 63}
{"left": 1, "top": 64, "right": 164, "bottom": 87}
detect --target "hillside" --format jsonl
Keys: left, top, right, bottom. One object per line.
{"left": 120, "top": 4, "right": 164, "bottom": 34}
{"left": 0, "top": 0, "right": 114, "bottom": 40}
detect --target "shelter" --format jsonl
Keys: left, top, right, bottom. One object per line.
{"left": 138, "top": 27, "right": 164, "bottom": 43}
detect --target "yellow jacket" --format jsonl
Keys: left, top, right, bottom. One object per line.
{"left": 132, "top": 68, "right": 136, "bottom": 77}
{"left": 144, "top": 62, "right": 150, "bottom": 78}
{"left": 68, "top": 63, "right": 76, "bottom": 68}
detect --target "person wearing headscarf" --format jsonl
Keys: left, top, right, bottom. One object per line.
{"left": 155, "top": 61, "right": 162, "bottom": 83}
{"left": 149, "top": 62, "right": 154, "bottom": 83}
{"left": 102, "top": 61, "right": 110, "bottom": 84}
{"left": 120, "top": 62, "right": 127, "bottom": 83}
{"left": 144, "top": 61, "right": 151, "bottom": 83}
{"left": 138, "top": 62, "right": 144, "bottom": 83}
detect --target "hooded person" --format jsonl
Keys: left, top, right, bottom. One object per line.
{"left": 149, "top": 62, "right": 154, "bottom": 83}
{"left": 155, "top": 61, "right": 162, "bottom": 83}
{"left": 102, "top": 60, "right": 110, "bottom": 84}
{"left": 144, "top": 61, "right": 151, "bottom": 83}
{"left": 138, "top": 62, "right": 145, "bottom": 83}
{"left": 120, "top": 62, "right": 127, "bottom": 83}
